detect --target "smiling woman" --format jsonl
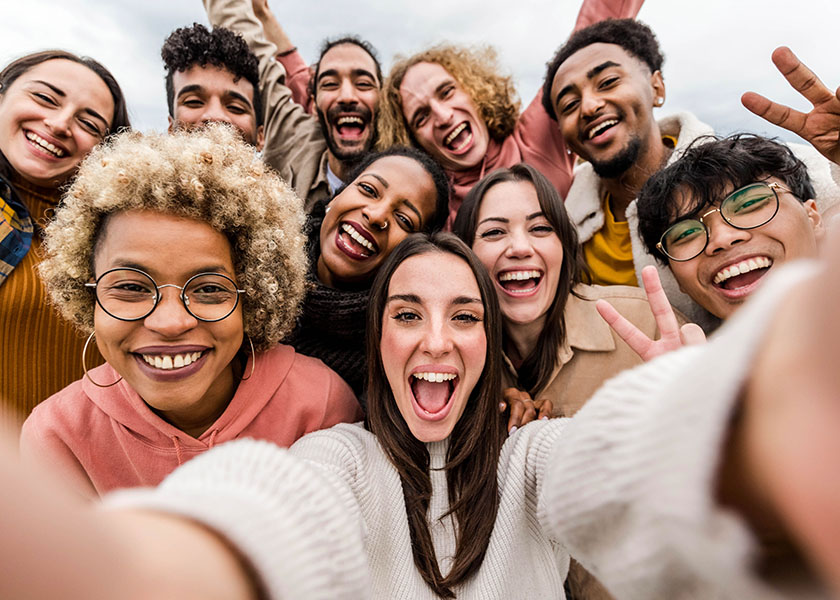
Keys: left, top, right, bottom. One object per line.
{"left": 0, "top": 50, "right": 130, "bottom": 427}
{"left": 19, "top": 125, "right": 362, "bottom": 497}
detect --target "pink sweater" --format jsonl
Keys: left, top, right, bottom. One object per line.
{"left": 20, "top": 344, "right": 362, "bottom": 497}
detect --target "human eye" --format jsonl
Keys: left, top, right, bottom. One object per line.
{"left": 598, "top": 75, "right": 619, "bottom": 89}
{"left": 227, "top": 103, "right": 247, "bottom": 114}
{"left": 453, "top": 311, "right": 482, "bottom": 324}
{"left": 78, "top": 117, "right": 104, "bottom": 137}
{"left": 32, "top": 91, "right": 58, "bottom": 106}
{"left": 394, "top": 212, "right": 416, "bottom": 232}
{"left": 727, "top": 187, "right": 774, "bottom": 215}
{"left": 356, "top": 181, "right": 378, "bottom": 197}
{"left": 412, "top": 111, "right": 429, "bottom": 129}
{"left": 182, "top": 97, "right": 204, "bottom": 108}
{"left": 665, "top": 221, "right": 704, "bottom": 246}
{"left": 188, "top": 276, "right": 237, "bottom": 304}
{"left": 530, "top": 223, "right": 554, "bottom": 235}
{"left": 440, "top": 85, "right": 454, "bottom": 99}
{"left": 356, "top": 78, "right": 376, "bottom": 90}
{"left": 558, "top": 97, "right": 579, "bottom": 115}
{"left": 392, "top": 310, "right": 420, "bottom": 323}
{"left": 319, "top": 79, "right": 339, "bottom": 90}
{"left": 102, "top": 278, "right": 154, "bottom": 301}
{"left": 478, "top": 227, "right": 505, "bottom": 239}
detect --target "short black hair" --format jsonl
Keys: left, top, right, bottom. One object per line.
{"left": 335, "top": 146, "right": 450, "bottom": 233}
{"left": 636, "top": 133, "right": 816, "bottom": 264}
{"left": 542, "top": 18, "right": 664, "bottom": 119}
{"left": 161, "top": 23, "right": 262, "bottom": 126}
{"left": 310, "top": 36, "right": 382, "bottom": 99}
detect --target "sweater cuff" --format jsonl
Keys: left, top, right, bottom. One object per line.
{"left": 275, "top": 49, "right": 308, "bottom": 79}
{"left": 105, "top": 439, "right": 369, "bottom": 600}
{"left": 542, "top": 261, "right": 819, "bottom": 598}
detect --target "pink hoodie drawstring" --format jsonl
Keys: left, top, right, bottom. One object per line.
{"left": 172, "top": 435, "right": 184, "bottom": 466}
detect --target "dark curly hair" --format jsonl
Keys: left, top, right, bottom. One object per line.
{"left": 309, "top": 36, "right": 382, "bottom": 100}
{"left": 542, "top": 18, "right": 664, "bottom": 119}
{"left": 636, "top": 133, "right": 816, "bottom": 264}
{"left": 161, "top": 23, "right": 262, "bottom": 126}
{"left": 335, "top": 146, "right": 450, "bottom": 233}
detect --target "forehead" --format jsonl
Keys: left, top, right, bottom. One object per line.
{"left": 478, "top": 180, "right": 539, "bottom": 219}
{"left": 399, "top": 62, "right": 454, "bottom": 105}
{"left": 360, "top": 155, "right": 438, "bottom": 216}
{"left": 389, "top": 251, "right": 480, "bottom": 299}
{"left": 172, "top": 64, "right": 255, "bottom": 102}
{"left": 551, "top": 42, "right": 649, "bottom": 94}
{"left": 319, "top": 43, "right": 378, "bottom": 78}
{"left": 13, "top": 59, "right": 114, "bottom": 121}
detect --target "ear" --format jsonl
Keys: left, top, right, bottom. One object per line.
{"left": 167, "top": 115, "right": 176, "bottom": 133}
{"left": 650, "top": 70, "right": 666, "bottom": 107}
{"left": 255, "top": 125, "right": 265, "bottom": 152}
{"left": 805, "top": 198, "right": 826, "bottom": 240}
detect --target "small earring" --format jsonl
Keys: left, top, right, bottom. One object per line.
{"left": 82, "top": 331, "right": 123, "bottom": 388}
{"left": 239, "top": 334, "right": 256, "bottom": 381}
{"left": 654, "top": 97, "right": 664, "bottom": 107}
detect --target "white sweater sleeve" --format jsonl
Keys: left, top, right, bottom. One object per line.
{"left": 540, "top": 261, "right": 820, "bottom": 600}
{"left": 106, "top": 437, "right": 369, "bottom": 600}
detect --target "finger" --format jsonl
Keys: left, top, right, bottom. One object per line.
{"left": 508, "top": 399, "right": 525, "bottom": 433}
{"left": 679, "top": 323, "right": 707, "bottom": 346}
{"left": 537, "top": 398, "right": 553, "bottom": 420}
{"left": 520, "top": 399, "right": 537, "bottom": 426}
{"left": 771, "top": 46, "right": 836, "bottom": 107}
{"left": 641, "top": 266, "right": 681, "bottom": 343}
{"left": 596, "top": 299, "right": 653, "bottom": 359}
{"left": 741, "top": 91, "right": 808, "bottom": 136}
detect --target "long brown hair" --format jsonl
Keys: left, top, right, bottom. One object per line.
{"left": 365, "top": 233, "right": 506, "bottom": 597}
{"left": 452, "top": 163, "right": 587, "bottom": 396}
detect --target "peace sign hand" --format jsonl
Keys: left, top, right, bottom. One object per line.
{"left": 596, "top": 266, "right": 706, "bottom": 362}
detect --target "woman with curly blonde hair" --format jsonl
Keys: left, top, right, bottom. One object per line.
{"left": 376, "top": 0, "right": 642, "bottom": 227}
{"left": 20, "top": 124, "right": 361, "bottom": 498}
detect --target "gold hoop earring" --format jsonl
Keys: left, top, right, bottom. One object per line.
{"left": 82, "top": 331, "right": 123, "bottom": 388}
{"left": 239, "top": 334, "right": 256, "bottom": 381}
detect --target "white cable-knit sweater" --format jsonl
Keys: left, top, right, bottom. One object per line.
{"left": 108, "top": 263, "right": 830, "bottom": 600}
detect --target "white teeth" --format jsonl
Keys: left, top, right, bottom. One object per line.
{"left": 336, "top": 116, "right": 364, "bottom": 125}
{"left": 444, "top": 122, "right": 467, "bottom": 146}
{"left": 412, "top": 372, "right": 457, "bottom": 383}
{"left": 713, "top": 256, "right": 772, "bottom": 285}
{"left": 141, "top": 351, "right": 203, "bottom": 370}
{"left": 25, "top": 131, "right": 65, "bottom": 157}
{"left": 498, "top": 270, "right": 541, "bottom": 281}
{"left": 587, "top": 119, "right": 619, "bottom": 140}
{"left": 341, "top": 223, "right": 375, "bottom": 252}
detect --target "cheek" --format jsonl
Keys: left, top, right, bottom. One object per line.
{"left": 92, "top": 309, "right": 132, "bottom": 361}
{"left": 471, "top": 243, "right": 497, "bottom": 274}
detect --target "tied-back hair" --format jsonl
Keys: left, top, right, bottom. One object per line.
{"left": 365, "top": 233, "right": 506, "bottom": 597}
{"left": 452, "top": 163, "right": 586, "bottom": 396}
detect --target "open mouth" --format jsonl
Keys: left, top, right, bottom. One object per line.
{"left": 410, "top": 371, "right": 458, "bottom": 419}
{"left": 336, "top": 221, "right": 379, "bottom": 260}
{"left": 497, "top": 269, "right": 543, "bottom": 295}
{"left": 333, "top": 114, "right": 368, "bottom": 141}
{"left": 713, "top": 256, "right": 773, "bottom": 290}
{"left": 443, "top": 121, "right": 473, "bottom": 153}
{"left": 139, "top": 350, "right": 207, "bottom": 371}
{"left": 585, "top": 118, "right": 619, "bottom": 142}
{"left": 25, "top": 131, "right": 66, "bottom": 158}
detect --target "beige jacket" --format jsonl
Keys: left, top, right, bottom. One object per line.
{"left": 504, "top": 283, "right": 669, "bottom": 418}
{"left": 204, "top": 0, "right": 332, "bottom": 212}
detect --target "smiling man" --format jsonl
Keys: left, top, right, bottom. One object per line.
{"left": 205, "top": 0, "right": 381, "bottom": 212}
{"left": 162, "top": 24, "right": 264, "bottom": 150}
{"left": 635, "top": 134, "right": 825, "bottom": 329}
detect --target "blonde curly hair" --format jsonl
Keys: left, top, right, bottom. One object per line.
{"left": 377, "top": 44, "right": 521, "bottom": 153}
{"left": 38, "top": 124, "right": 308, "bottom": 351}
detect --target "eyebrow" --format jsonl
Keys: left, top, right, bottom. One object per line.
{"left": 104, "top": 261, "right": 234, "bottom": 277}
{"left": 317, "top": 68, "right": 378, "bottom": 84}
{"left": 32, "top": 80, "right": 109, "bottom": 125}
{"left": 555, "top": 60, "right": 621, "bottom": 103}
{"left": 476, "top": 211, "right": 544, "bottom": 227}
{"left": 409, "top": 79, "right": 452, "bottom": 126}
{"left": 176, "top": 84, "right": 253, "bottom": 108}
{"left": 385, "top": 294, "right": 482, "bottom": 306}
{"left": 366, "top": 173, "right": 424, "bottom": 225}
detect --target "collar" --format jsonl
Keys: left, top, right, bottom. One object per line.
{"left": 325, "top": 161, "right": 344, "bottom": 194}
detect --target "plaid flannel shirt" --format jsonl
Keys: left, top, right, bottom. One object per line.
{"left": 0, "top": 175, "right": 33, "bottom": 287}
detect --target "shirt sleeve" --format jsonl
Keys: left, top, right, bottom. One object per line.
{"left": 276, "top": 49, "right": 314, "bottom": 113}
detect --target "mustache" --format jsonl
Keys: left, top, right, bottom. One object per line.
{"left": 578, "top": 107, "right": 626, "bottom": 144}
{"left": 326, "top": 102, "right": 373, "bottom": 124}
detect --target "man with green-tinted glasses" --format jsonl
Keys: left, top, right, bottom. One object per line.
{"left": 636, "top": 133, "right": 826, "bottom": 330}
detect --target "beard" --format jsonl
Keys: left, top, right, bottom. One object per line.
{"left": 589, "top": 136, "right": 642, "bottom": 179}
{"left": 317, "top": 103, "right": 377, "bottom": 162}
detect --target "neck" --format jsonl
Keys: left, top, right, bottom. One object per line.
{"left": 327, "top": 152, "right": 351, "bottom": 182}
{"left": 504, "top": 316, "right": 545, "bottom": 364}
{"left": 154, "top": 364, "right": 238, "bottom": 438}
{"left": 602, "top": 126, "right": 672, "bottom": 221}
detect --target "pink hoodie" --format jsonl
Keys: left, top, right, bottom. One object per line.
{"left": 20, "top": 344, "right": 362, "bottom": 498}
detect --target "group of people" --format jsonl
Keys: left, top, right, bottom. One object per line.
{"left": 1, "top": 0, "right": 840, "bottom": 598}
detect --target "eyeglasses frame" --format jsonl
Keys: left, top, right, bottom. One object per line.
{"left": 85, "top": 267, "right": 246, "bottom": 322}
{"left": 656, "top": 181, "right": 788, "bottom": 262}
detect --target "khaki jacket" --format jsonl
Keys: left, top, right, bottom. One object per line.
{"left": 504, "top": 283, "right": 675, "bottom": 417}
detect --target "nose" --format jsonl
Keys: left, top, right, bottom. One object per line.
{"left": 362, "top": 199, "right": 390, "bottom": 231}
{"left": 703, "top": 209, "right": 750, "bottom": 255}
{"left": 430, "top": 99, "right": 454, "bottom": 127}
{"left": 200, "top": 98, "right": 232, "bottom": 125}
{"left": 142, "top": 288, "right": 198, "bottom": 337}
{"left": 421, "top": 316, "right": 455, "bottom": 357}
{"left": 337, "top": 78, "right": 357, "bottom": 103}
{"left": 504, "top": 227, "right": 533, "bottom": 259}
{"left": 580, "top": 90, "right": 605, "bottom": 118}
{"left": 44, "top": 108, "right": 73, "bottom": 137}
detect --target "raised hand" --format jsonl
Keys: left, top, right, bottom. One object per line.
{"left": 501, "top": 387, "right": 553, "bottom": 434}
{"left": 742, "top": 47, "right": 840, "bottom": 166}
{"left": 596, "top": 265, "right": 705, "bottom": 362}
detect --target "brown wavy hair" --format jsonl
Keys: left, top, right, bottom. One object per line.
{"left": 377, "top": 44, "right": 520, "bottom": 153}
{"left": 365, "top": 232, "right": 506, "bottom": 597}
{"left": 38, "top": 124, "right": 308, "bottom": 351}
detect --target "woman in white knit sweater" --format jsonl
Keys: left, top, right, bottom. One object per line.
{"left": 1, "top": 230, "right": 840, "bottom": 599}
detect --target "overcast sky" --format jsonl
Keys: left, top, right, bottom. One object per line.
{"left": 2, "top": 0, "right": 838, "bottom": 144}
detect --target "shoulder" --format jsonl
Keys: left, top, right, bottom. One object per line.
{"left": 574, "top": 283, "right": 658, "bottom": 334}
{"left": 23, "top": 378, "right": 97, "bottom": 428}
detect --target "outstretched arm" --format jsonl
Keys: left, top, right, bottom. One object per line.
{"left": 252, "top": 0, "right": 294, "bottom": 53}
{"left": 742, "top": 47, "right": 840, "bottom": 166}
